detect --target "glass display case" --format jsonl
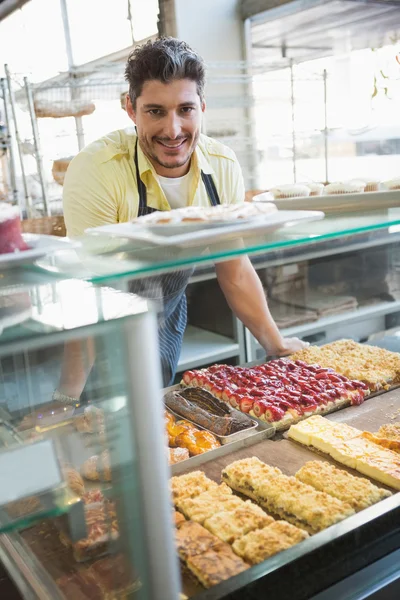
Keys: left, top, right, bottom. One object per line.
{"left": 1, "top": 193, "right": 400, "bottom": 600}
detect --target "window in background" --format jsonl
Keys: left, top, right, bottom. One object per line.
{"left": 0, "top": 0, "right": 68, "bottom": 81}
{"left": 66, "top": 0, "right": 158, "bottom": 66}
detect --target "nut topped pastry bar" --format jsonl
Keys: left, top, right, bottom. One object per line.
{"left": 222, "top": 457, "right": 355, "bottom": 534}
{"left": 295, "top": 461, "right": 391, "bottom": 512}
{"left": 232, "top": 520, "right": 309, "bottom": 565}
{"left": 291, "top": 339, "right": 400, "bottom": 391}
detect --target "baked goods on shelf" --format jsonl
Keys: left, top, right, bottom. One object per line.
{"left": 34, "top": 98, "right": 95, "bottom": 119}
{"left": 182, "top": 359, "right": 368, "bottom": 429}
{"left": 164, "top": 387, "right": 254, "bottom": 436}
{"left": 288, "top": 416, "right": 400, "bottom": 490}
{"left": 74, "top": 405, "right": 105, "bottom": 434}
{"left": 0, "top": 203, "right": 29, "bottom": 254}
{"left": 6, "top": 496, "right": 41, "bottom": 518}
{"left": 166, "top": 410, "right": 220, "bottom": 456}
{"left": 177, "top": 485, "right": 243, "bottom": 524}
{"left": 361, "top": 430, "right": 400, "bottom": 454}
{"left": 232, "top": 520, "right": 309, "bottom": 565}
{"left": 204, "top": 501, "right": 273, "bottom": 544}
{"left": 64, "top": 467, "right": 85, "bottom": 497}
{"left": 383, "top": 178, "right": 400, "bottom": 191}
{"left": 169, "top": 447, "right": 190, "bottom": 464}
{"left": 133, "top": 201, "right": 277, "bottom": 225}
{"left": 81, "top": 451, "right": 111, "bottom": 482}
{"left": 295, "top": 461, "right": 391, "bottom": 511}
{"left": 52, "top": 157, "right": 74, "bottom": 186}
{"left": 291, "top": 339, "right": 400, "bottom": 391}
{"left": 170, "top": 471, "right": 218, "bottom": 504}
{"left": 176, "top": 520, "right": 220, "bottom": 560}
{"left": 325, "top": 181, "right": 365, "bottom": 195}
{"left": 186, "top": 541, "right": 249, "bottom": 588}
{"left": 221, "top": 457, "right": 355, "bottom": 533}
{"left": 270, "top": 184, "right": 311, "bottom": 199}
{"left": 60, "top": 498, "right": 119, "bottom": 561}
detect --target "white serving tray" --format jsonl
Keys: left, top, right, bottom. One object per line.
{"left": 0, "top": 234, "right": 80, "bottom": 270}
{"left": 262, "top": 190, "right": 400, "bottom": 214}
{"left": 85, "top": 210, "right": 324, "bottom": 248}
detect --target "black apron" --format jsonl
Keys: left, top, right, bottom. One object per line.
{"left": 131, "top": 139, "right": 221, "bottom": 386}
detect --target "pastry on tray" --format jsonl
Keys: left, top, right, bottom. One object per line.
{"left": 56, "top": 571, "right": 104, "bottom": 600}
{"left": 295, "top": 461, "right": 391, "bottom": 511}
{"left": 60, "top": 500, "right": 119, "bottom": 562}
{"left": 64, "top": 467, "right": 85, "bottom": 497}
{"left": 288, "top": 416, "right": 400, "bottom": 490}
{"left": 164, "top": 387, "right": 254, "bottom": 436}
{"left": 169, "top": 447, "right": 190, "bottom": 464}
{"left": 133, "top": 202, "right": 277, "bottom": 226}
{"left": 174, "top": 510, "right": 186, "bottom": 528}
{"left": 170, "top": 471, "right": 218, "bottom": 504}
{"left": 232, "top": 520, "right": 309, "bottom": 565}
{"left": 204, "top": 500, "right": 273, "bottom": 544}
{"left": 186, "top": 541, "right": 249, "bottom": 588}
{"left": 177, "top": 485, "right": 243, "bottom": 524}
{"left": 74, "top": 405, "right": 105, "bottom": 434}
{"left": 222, "top": 457, "right": 355, "bottom": 533}
{"left": 175, "top": 520, "right": 221, "bottom": 560}
{"left": 291, "top": 339, "right": 400, "bottom": 391}
{"left": 81, "top": 450, "right": 111, "bottom": 482}
{"left": 362, "top": 423, "right": 400, "bottom": 453}
{"left": 166, "top": 413, "right": 220, "bottom": 454}
{"left": 182, "top": 358, "right": 368, "bottom": 430}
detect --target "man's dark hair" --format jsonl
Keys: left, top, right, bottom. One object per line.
{"left": 125, "top": 37, "right": 205, "bottom": 108}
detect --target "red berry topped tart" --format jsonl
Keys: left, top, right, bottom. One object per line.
{"left": 0, "top": 203, "right": 28, "bottom": 254}
{"left": 182, "top": 359, "right": 369, "bottom": 430}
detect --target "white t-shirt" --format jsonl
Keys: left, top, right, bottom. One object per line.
{"left": 157, "top": 171, "right": 192, "bottom": 209}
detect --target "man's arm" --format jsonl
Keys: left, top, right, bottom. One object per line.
{"left": 216, "top": 256, "right": 308, "bottom": 356}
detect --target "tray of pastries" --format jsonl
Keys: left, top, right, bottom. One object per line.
{"left": 182, "top": 359, "right": 369, "bottom": 430}
{"left": 291, "top": 339, "right": 400, "bottom": 392}
{"left": 288, "top": 415, "right": 400, "bottom": 489}
{"left": 164, "top": 386, "right": 262, "bottom": 443}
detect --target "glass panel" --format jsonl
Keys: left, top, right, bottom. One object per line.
{"left": 29, "top": 204, "right": 400, "bottom": 283}
{"left": 0, "top": 281, "right": 158, "bottom": 597}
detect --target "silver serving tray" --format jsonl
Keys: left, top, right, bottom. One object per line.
{"left": 166, "top": 406, "right": 260, "bottom": 445}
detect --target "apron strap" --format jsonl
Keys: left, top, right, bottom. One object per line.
{"left": 201, "top": 171, "right": 221, "bottom": 206}
{"left": 135, "top": 138, "right": 221, "bottom": 212}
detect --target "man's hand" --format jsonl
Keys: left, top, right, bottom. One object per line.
{"left": 269, "top": 337, "right": 309, "bottom": 357}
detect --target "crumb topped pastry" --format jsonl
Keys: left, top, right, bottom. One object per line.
{"left": 186, "top": 542, "right": 249, "bottom": 588}
{"left": 295, "top": 461, "right": 391, "bottom": 511}
{"left": 232, "top": 520, "right": 308, "bottom": 564}
{"left": 170, "top": 471, "right": 218, "bottom": 504}
{"left": 204, "top": 500, "right": 273, "bottom": 543}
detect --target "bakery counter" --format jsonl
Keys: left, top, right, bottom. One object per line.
{"left": 172, "top": 391, "right": 400, "bottom": 600}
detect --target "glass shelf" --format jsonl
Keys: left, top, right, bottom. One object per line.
{"left": 25, "top": 206, "right": 400, "bottom": 284}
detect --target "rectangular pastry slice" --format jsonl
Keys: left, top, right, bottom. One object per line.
{"left": 175, "top": 521, "right": 220, "bottom": 561}
{"left": 307, "top": 423, "right": 362, "bottom": 454}
{"left": 186, "top": 541, "right": 249, "bottom": 588}
{"left": 204, "top": 501, "right": 273, "bottom": 543}
{"left": 327, "top": 437, "right": 393, "bottom": 469}
{"left": 221, "top": 457, "right": 282, "bottom": 501}
{"left": 174, "top": 510, "right": 186, "bottom": 528}
{"left": 355, "top": 453, "right": 400, "bottom": 490}
{"left": 170, "top": 471, "right": 218, "bottom": 505}
{"left": 362, "top": 431, "right": 400, "bottom": 454}
{"left": 295, "top": 461, "right": 391, "bottom": 511}
{"left": 232, "top": 520, "right": 308, "bottom": 564}
{"left": 222, "top": 458, "right": 354, "bottom": 533}
{"left": 288, "top": 415, "right": 334, "bottom": 446}
{"left": 177, "top": 485, "right": 243, "bottom": 524}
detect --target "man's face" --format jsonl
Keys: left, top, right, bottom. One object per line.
{"left": 127, "top": 79, "right": 205, "bottom": 177}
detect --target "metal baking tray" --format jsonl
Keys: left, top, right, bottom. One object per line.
{"left": 166, "top": 406, "right": 261, "bottom": 445}
{"left": 170, "top": 426, "right": 275, "bottom": 475}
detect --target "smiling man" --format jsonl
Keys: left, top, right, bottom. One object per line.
{"left": 61, "top": 37, "right": 307, "bottom": 393}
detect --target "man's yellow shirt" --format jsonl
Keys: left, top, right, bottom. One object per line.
{"left": 63, "top": 129, "right": 245, "bottom": 237}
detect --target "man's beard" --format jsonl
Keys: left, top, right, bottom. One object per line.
{"left": 140, "top": 130, "right": 200, "bottom": 170}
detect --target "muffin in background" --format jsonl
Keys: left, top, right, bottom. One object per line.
{"left": 270, "top": 184, "right": 310, "bottom": 199}
{"left": 383, "top": 178, "right": 400, "bottom": 191}
{"left": 300, "top": 182, "right": 324, "bottom": 197}
{"left": 325, "top": 180, "right": 365, "bottom": 195}
{"left": 353, "top": 179, "right": 380, "bottom": 193}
